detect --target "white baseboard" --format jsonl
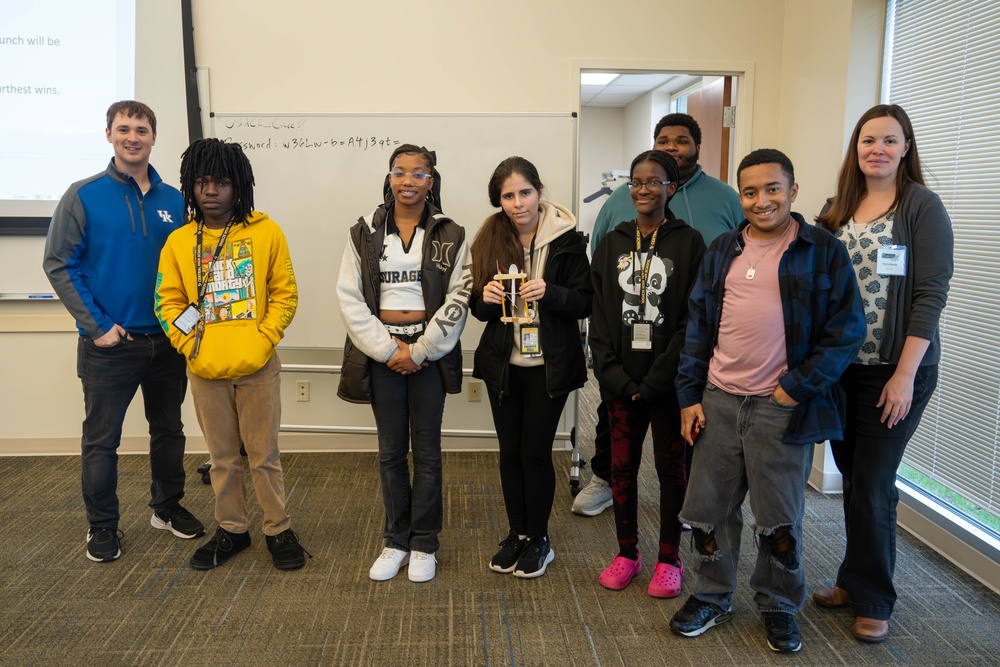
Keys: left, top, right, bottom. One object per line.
{"left": 808, "top": 466, "right": 843, "bottom": 494}
{"left": 0, "top": 432, "right": 504, "bottom": 457}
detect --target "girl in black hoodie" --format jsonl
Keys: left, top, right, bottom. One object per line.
{"left": 590, "top": 150, "right": 706, "bottom": 597}
{"left": 470, "top": 157, "right": 591, "bottom": 579}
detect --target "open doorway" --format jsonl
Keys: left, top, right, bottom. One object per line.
{"left": 577, "top": 70, "right": 743, "bottom": 240}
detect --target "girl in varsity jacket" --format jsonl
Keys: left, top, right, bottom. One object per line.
{"left": 337, "top": 144, "right": 470, "bottom": 584}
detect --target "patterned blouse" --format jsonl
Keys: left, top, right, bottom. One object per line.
{"left": 834, "top": 214, "right": 894, "bottom": 365}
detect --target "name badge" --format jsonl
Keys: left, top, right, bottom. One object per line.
{"left": 173, "top": 303, "right": 201, "bottom": 335}
{"left": 631, "top": 321, "right": 652, "bottom": 351}
{"left": 520, "top": 326, "right": 542, "bottom": 357}
{"left": 877, "top": 245, "right": 907, "bottom": 276}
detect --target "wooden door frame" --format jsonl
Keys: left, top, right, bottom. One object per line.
{"left": 572, "top": 59, "right": 755, "bottom": 186}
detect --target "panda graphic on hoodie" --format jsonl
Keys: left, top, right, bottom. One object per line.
{"left": 616, "top": 249, "right": 674, "bottom": 328}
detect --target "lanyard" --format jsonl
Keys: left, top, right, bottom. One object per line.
{"left": 524, "top": 232, "right": 538, "bottom": 281}
{"left": 195, "top": 219, "right": 237, "bottom": 310}
{"left": 633, "top": 221, "right": 661, "bottom": 320}
{"left": 189, "top": 219, "right": 237, "bottom": 361}
{"left": 517, "top": 232, "right": 539, "bottom": 322}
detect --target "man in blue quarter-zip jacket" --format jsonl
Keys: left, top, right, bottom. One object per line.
{"left": 43, "top": 101, "right": 205, "bottom": 564}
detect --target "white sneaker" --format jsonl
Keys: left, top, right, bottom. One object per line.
{"left": 572, "top": 476, "right": 613, "bottom": 516}
{"left": 369, "top": 547, "right": 409, "bottom": 581}
{"left": 408, "top": 550, "right": 437, "bottom": 583}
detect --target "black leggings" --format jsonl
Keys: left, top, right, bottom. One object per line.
{"left": 488, "top": 365, "right": 567, "bottom": 537}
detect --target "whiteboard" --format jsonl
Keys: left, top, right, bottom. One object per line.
{"left": 211, "top": 112, "right": 578, "bottom": 348}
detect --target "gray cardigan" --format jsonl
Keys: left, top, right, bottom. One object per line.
{"left": 820, "top": 183, "right": 953, "bottom": 366}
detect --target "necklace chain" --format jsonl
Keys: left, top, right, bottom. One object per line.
{"left": 742, "top": 229, "right": 782, "bottom": 280}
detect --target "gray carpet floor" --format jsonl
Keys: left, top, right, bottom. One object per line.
{"left": 2, "top": 386, "right": 999, "bottom": 665}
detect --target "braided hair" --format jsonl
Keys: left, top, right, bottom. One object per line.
{"left": 382, "top": 143, "right": 443, "bottom": 211}
{"left": 179, "top": 138, "right": 256, "bottom": 224}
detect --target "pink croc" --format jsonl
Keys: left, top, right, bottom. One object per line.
{"left": 647, "top": 559, "right": 683, "bottom": 598}
{"left": 599, "top": 553, "right": 642, "bottom": 590}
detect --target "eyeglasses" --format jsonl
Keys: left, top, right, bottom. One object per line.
{"left": 388, "top": 171, "right": 432, "bottom": 182}
{"left": 627, "top": 180, "right": 671, "bottom": 191}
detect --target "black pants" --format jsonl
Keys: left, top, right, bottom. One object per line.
{"left": 830, "top": 363, "right": 938, "bottom": 620}
{"left": 593, "top": 400, "right": 692, "bottom": 483}
{"left": 488, "top": 365, "right": 567, "bottom": 537}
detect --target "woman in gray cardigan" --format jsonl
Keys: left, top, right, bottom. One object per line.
{"left": 813, "top": 105, "right": 953, "bottom": 644}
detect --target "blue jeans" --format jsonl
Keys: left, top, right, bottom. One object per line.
{"left": 77, "top": 333, "right": 188, "bottom": 528}
{"left": 830, "top": 363, "right": 938, "bottom": 620}
{"left": 369, "top": 345, "right": 445, "bottom": 554}
{"left": 679, "top": 383, "right": 814, "bottom": 614}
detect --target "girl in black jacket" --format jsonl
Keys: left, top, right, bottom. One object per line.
{"left": 470, "top": 157, "right": 591, "bottom": 578}
{"left": 590, "top": 150, "right": 705, "bottom": 597}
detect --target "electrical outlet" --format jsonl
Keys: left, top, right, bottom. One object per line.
{"left": 468, "top": 380, "right": 482, "bottom": 402}
{"left": 296, "top": 380, "right": 310, "bottom": 402}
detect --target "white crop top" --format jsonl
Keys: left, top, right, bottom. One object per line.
{"left": 379, "top": 212, "right": 425, "bottom": 311}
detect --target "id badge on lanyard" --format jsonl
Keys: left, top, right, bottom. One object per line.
{"left": 631, "top": 321, "right": 652, "bottom": 350}
{"left": 172, "top": 304, "right": 200, "bottom": 335}
{"left": 520, "top": 326, "right": 541, "bottom": 357}
{"left": 630, "top": 223, "right": 658, "bottom": 351}
{"left": 519, "top": 234, "right": 542, "bottom": 357}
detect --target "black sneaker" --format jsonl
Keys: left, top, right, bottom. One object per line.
{"left": 669, "top": 596, "right": 733, "bottom": 637}
{"left": 190, "top": 527, "right": 251, "bottom": 570}
{"left": 489, "top": 531, "right": 526, "bottom": 573}
{"left": 763, "top": 611, "right": 802, "bottom": 653}
{"left": 86, "top": 527, "right": 123, "bottom": 562}
{"left": 266, "top": 529, "right": 311, "bottom": 570}
{"left": 512, "top": 536, "right": 555, "bottom": 579}
{"left": 151, "top": 505, "right": 206, "bottom": 539}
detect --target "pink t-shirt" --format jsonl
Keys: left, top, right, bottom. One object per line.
{"left": 707, "top": 220, "right": 797, "bottom": 396}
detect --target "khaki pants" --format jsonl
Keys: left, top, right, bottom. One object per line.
{"left": 189, "top": 354, "right": 291, "bottom": 536}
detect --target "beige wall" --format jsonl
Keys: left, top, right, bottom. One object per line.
{"left": 0, "top": 0, "right": 883, "bottom": 453}
{"left": 623, "top": 91, "right": 656, "bottom": 166}
{"left": 777, "top": 0, "right": 883, "bottom": 219}
{"left": 578, "top": 107, "right": 625, "bottom": 236}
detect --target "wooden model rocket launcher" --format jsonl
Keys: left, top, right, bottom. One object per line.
{"left": 495, "top": 263, "right": 536, "bottom": 324}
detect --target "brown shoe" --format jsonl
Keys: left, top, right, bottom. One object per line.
{"left": 813, "top": 586, "right": 850, "bottom": 608}
{"left": 853, "top": 617, "right": 889, "bottom": 643}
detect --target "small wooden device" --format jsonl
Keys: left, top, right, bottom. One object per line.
{"left": 495, "top": 263, "right": 536, "bottom": 324}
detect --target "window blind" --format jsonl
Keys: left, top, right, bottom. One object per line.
{"left": 884, "top": 0, "right": 1000, "bottom": 525}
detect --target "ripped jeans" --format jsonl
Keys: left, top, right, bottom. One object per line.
{"left": 679, "top": 383, "right": 814, "bottom": 614}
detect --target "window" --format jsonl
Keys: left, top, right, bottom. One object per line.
{"left": 883, "top": 0, "right": 1000, "bottom": 533}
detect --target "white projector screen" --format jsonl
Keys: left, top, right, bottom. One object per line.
{"left": 0, "top": 0, "right": 192, "bottom": 235}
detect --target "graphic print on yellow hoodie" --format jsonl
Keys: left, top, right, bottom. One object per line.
{"left": 155, "top": 211, "right": 297, "bottom": 380}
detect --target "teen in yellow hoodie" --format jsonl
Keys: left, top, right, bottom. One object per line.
{"left": 155, "top": 138, "right": 305, "bottom": 571}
